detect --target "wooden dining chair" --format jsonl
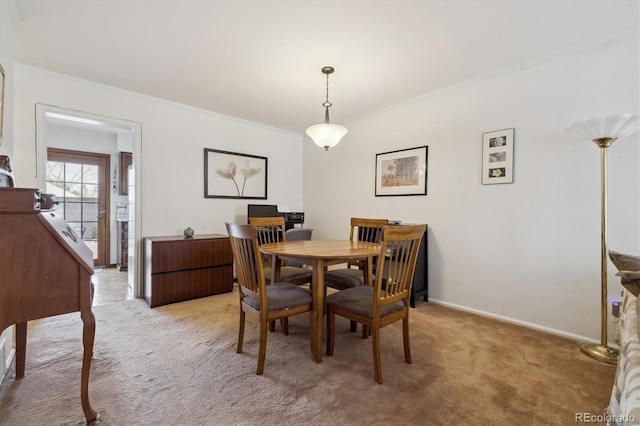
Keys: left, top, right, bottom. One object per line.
{"left": 226, "top": 222, "right": 313, "bottom": 375}
{"left": 249, "top": 216, "right": 313, "bottom": 286}
{"left": 323, "top": 217, "right": 387, "bottom": 334}
{"left": 324, "top": 217, "right": 388, "bottom": 290}
{"left": 325, "top": 224, "right": 426, "bottom": 384}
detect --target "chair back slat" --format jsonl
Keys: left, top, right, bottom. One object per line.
{"left": 347, "top": 217, "right": 388, "bottom": 269}
{"left": 350, "top": 217, "right": 388, "bottom": 243}
{"left": 375, "top": 225, "right": 426, "bottom": 306}
{"left": 249, "top": 217, "right": 286, "bottom": 266}
{"left": 226, "top": 222, "right": 266, "bottom": 302}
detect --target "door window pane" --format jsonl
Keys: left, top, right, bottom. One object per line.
{"left": 46, "top": 161, "right": 64, "bottom": 183}
{"left": 83, "top": 202, "right": 98, "bottom": 221}
{"left": 83, "top": 183, "right": 98, "bottom": 198}
{"left": 83, "top": 164, "right": 99, "bottom": 184}
{"left": 65, "top": 163, "right": 83, "bottom": 183}
{"left": 64, "top": 201, "right": 82, "bottom": 221}
{"left": 65, "top": 183, "right": 82, "bottom": 200}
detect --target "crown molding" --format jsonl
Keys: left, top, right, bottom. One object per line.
{"left": 13, "top": 63, "right": 300, "bottom": 137}
{"left": 349, "top": 24, "right": 640, "bottom": 124}
{"left": 14, "top": 23, "right": 638, "bottom": 134}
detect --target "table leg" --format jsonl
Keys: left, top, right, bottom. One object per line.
{"left": 267, "top": 255, "right": 283, "bottom": 332}
{"left": 362, "top": 257, "right": 373, "bottom": 337}
{"left": 270, "top": 254, "right": 281, "bottom": 283}
{"left": 311, "top": 259, "right": 325, "bottom": 363}
{"left": 362, "top": 256, "right": 373, "bottom": 286}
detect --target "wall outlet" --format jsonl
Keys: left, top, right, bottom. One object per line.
{"left": 612, "top": 300, "right": 620, "bottom": 323}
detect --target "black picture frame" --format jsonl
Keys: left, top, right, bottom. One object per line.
{"left": 204, "top": 148, "right": 267, "bottom": 199}
{"left": 375, "top": 146, "right": 428, "bottom": 196}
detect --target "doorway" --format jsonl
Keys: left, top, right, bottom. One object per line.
{"left": 35, "top": 104, "right": 142, "bottom": 299}
{"left": 46, "top": 148, "right": 110, "bottom": 267}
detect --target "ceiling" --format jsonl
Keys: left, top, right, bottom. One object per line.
{"left": 11, "top": 1, "right": 640, "bottom": 134}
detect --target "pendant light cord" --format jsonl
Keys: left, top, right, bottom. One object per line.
{"left": 323, "top": 73, "right": 332, "bottom": 124}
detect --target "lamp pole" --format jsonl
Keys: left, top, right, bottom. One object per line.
{"left": 580, "top": 137, "right": 619, "bottom": 364}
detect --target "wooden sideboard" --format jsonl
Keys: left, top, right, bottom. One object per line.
{"left": 410, "top": 225, "right": 428, "bottom": 307}
{"left": 389, "top": 223, "right": 428, "bottom": 307}
{"left": 143, "top": 234, "right": 233, "bottom": 307}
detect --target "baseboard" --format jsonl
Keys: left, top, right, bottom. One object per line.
{"left": 4, "top": 347, "right": 14, "bottom": 380}
{"left": 0, "top": 335, "right": 16, "bottom": 384}
{"left": 428, "top": 298, "right": 620, "bottom": 349}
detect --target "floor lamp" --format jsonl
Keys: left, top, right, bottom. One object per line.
{"left": 564, "top": 113, "right": 639, "bottom": 364}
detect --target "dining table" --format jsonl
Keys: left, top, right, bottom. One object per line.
{"left": 259, "top": 239, "right": 380, "bottom": 363}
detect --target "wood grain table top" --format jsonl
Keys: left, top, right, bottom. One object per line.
{"left": 259, "top": 239, "right": 379, "bottom": 259}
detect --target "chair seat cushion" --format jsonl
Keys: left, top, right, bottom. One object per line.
{"left": 243, "top": 282, "right": 312, "bottom": 312}
{"left": 324, "top": 268, "right": 370, "bottom": 290}
{"left": 325, "top": 285, "right": 405, "bottom": 318}
{"left": 264, "top": 266, "right": 312, "bottom": 284}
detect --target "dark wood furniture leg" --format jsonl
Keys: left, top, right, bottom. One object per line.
{"left": 81, "top": 307, "right": 97, "bottom": 422}
{"left": 15, "top": 321, "right": 27, "bottom": 379}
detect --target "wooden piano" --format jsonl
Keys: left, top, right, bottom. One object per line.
{"left": 0, "top": 187, "right": 97, "bottom": 423}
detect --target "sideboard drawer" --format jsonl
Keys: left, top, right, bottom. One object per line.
{"left": 143, "top": 234, "right": 233, "bottom": 307}
{"left": 149, "top": 238, "right": 232, "bottom": 273}
{"left": 146, "top": 265, "right": 233, "bottom": 307}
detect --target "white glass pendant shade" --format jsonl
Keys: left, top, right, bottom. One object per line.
{"left": 564, "top": 113, "right": 640, "bottom": 140}
{"left": 306, "top": 123, "right": 348, "bottom": 151}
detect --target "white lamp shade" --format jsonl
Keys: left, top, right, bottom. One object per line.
{"left": 564, "top": 113, "right": 640, "bottom": 140}
{"left": 306, "top": 123, "right": 348, "bottom": 150}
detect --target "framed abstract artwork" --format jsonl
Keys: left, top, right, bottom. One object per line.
{"left": 482, "top": 128, "right": 514, "bottom": 184}
{"left": 204, "top": 148, "right": 267, "bottom": 199}
{"left": 375, "top": 146, "right": 428, "bottom": 196}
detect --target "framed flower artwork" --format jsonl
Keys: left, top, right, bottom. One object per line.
{"left": 204, "top": 148, "right": 267, "bottom": 199}
{"left": 482, "top": 128, "right": 514, "bottom": 184}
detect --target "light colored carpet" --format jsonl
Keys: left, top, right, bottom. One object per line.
{"left": 0, "top": 288, "right": 615, "bottom": 425}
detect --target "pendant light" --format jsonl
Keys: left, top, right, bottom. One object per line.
{"left": 306, "top": 66, "right": 348, "bottom": 151}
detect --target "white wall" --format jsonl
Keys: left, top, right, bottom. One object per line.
{"left": 0, "top": 1, "right": 14, "bottom": 157}
{"left": 303, "top": 32, "right": 640, "bottom": 343}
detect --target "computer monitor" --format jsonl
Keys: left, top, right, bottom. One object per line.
{"left": 247, "top": 204, "right": 280, "bottom": 223}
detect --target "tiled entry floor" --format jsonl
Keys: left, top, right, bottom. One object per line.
{"left": 92, "top": 267, "right": 133, "bottom": 307}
